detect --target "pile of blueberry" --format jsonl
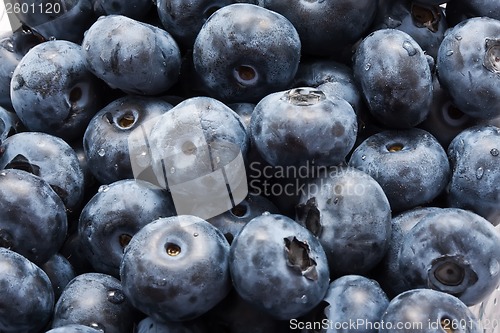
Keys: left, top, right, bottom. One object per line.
{"left": 1, "top": 0, "right": 500, "bottom": 332}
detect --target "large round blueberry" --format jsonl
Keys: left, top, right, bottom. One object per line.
{"left": 380, "top": 289, "right": 481, "bottom": 333}
{"left": 10, "top": 40, "right": 104, "bottom": 141}
{"left": 78, "top": 179, "right": 177, "bottom": 277}
{"left": 447, "top": 125, "right": 500, "bottom": 225}
{"left": 437, "top": 17, "right": 500, "bottom": 119}
{"left": 192, "top": 4, "right": 301, "bottom": 103}
{"left": 348, "top": 128, "right": 451, "bottom": 212}
{"left": 229, "top": 213, "right": 330, "bottom": 320}
{"left": 398, "top": 208, "right": 500, "bottom": 306}
{"left": 82, "top": 15, "right": 181, "bottom": 95}
{"left": 93, "top": 0, "right": 153, "bottom": 20}
{"left": 260, "top": 0, "right": 377, "bottom": 57}
{"left": 0, "top": 247, "right": 54, "bottom": 333}
{"left": 353, "top": 28, "right": 433, "bottom": 128}
{"left": 296, "top": 166, "right": 391, "bottom": 277}
{"left": 148, "top": 96, "right": 249, "bottom": 220}
{"left": 120, "top": 215, "right": 232, "bottom": 322}
{"left": 0, "top": 168, "right": 67, "bottom": 265}
{"left": 0, "top": 131, "right": 85, "bottom": 212}
{"left": 83, "top": 95, "right": 173, "bottom": 185}
{"left": 249, "top": 87, "right": 358, "bottom": 167}
{"left": 52, "top": 272, "right": 137, "bottom": 333}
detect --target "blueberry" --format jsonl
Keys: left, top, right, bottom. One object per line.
{"left": 13, "top": 0, "right": 95, "bottom": 43}
{"left": 348, "top": 128, "right": 451, "bottom": 212}
{"left": 353, "top": 28, "right": 433, "bottom": 128}
{"left": 0, "top": 106, "right": 21, "bottom": 142}
{"left": 192, "top": 3, "right": 301, "bottom": 103}
{"left": 136, "top": 316, "right": 208, "bottom": 333}
{"left": 373, "top": 206, "right": 443, "bottom": 298}
{"left": 0, "top": 247, "right": 54, "bottom": 333}
{"left": 120, "top": 215, "right": 232, "bottom": 322}
{"left": 0, "top": 131, "right": 85, "bottom": 212}
{"left": 398, "top": 208, "right": 500, "bottom": 306}
{"left": 52, "top": 272, "right": 138, "bottom": 333}
{"left": 447, "top": 125, "right": 500, "bottom": 225}
{"left": 207, "top": 193, "right": 279, "bottom": 244}
{"left": 295, "top": 166, "right": 391, "bottom": 277}
{"left": 78, "top": 179, "right": 177, "bottom": 277}
{"left": 93, "top": 0, "right": 153, "bottom": 21}
{"left": 249, "top": 87, "right": 358, "bottom": 167}
{"left": 83, "top": 95, "right": 173, "bottom": 185}
{"left": 321, "top": 275, "right": 389, "bottom": 333}
{"left": 0, "top": 168, "right": 67, "bottom": 265}
{"left": 445, "top": 0, "right": 500, "bottom": 24}
{"left": 229, "top": 213, "right": 330, "bottom": 320}
{"left": 82, "top": 15, "right": 181, "bottom": 95}
{"left": 157, "top": 0, "right": 234, "bottom": 47}
{"left": 380, "top": 289, "right": 481, "bottom": 333}
{"left": 10, "top": 40, "right": 105, "bottom": 142}
{"left": 373, "top": 1, "right": 448, "bottom": 59}
{"left": 437, "top": 17, "right": 500, "bottom": 119}
{"left": 148, "top": 96, "right": 249, "bottom": 220}
{"left": 41, "top": 253, "right": 76, "bottom": 301}
{"left": 259, "top": 0, "right": 377, "bottom": 57}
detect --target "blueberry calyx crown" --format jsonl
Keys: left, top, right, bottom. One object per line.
{"left": 410, "top": 3, "right": 440, "bottom": 33}
{"left": 284, "top": 236, "right": 318, "bottom": 281}
{"left": 281, "top": 88, "right": 326, "bottom": 107}
{"left": 484, "top": 38, "right": 500, "bottom": 74}
{"left": 428, "top": 256, "right": 478, "bottom": 296}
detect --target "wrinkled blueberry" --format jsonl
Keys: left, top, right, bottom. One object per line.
{"left": 229, "top": 213, "right": 330, "bottom": 320}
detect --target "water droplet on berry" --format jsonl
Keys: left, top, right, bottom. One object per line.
{"left": 402, "top": 41, "right": 417, "bottom": 56}
{"left": 476, "top": 167, "right": 484, "bottom": 179}
{"left": 262, "top": 211, "right": 270, "bottom": 216}
{"left": 107, "top": 289, "right": 125, "bottom": 304}
{"left": 85, "top": 44, "right": 90, "bottom": 51}
{"left": 193, "top": 233, "right": 199, "bottom": 237}
{"left": 361, "top": 155, "right": 366, "bottom": 160}
{"left": 0, "top": 171, "right": 6, "bottom": 176}
{"left": 169, "top": 167, "right": 175, "bottom": 174}
{"left": 89, "top": 322, "right": 105, "bottom": 332}
{"left": 365, "top": 63, "right": 371, "bottom": 71}
{"left": 48, "top": 36, "right": 56, "bottom": 41}
{"left": 98, "top": 185, "right": 109, "bottom": 193}
{"left": 455, "top": 35, "right": 462, "bottom": 41}
{"left": 97, "top": 148, "right": 106, "bottom": 157}
{"left": 446, "top": 50, "right": 454, "bottom": 56}
{"left": 300, "top": 295, "right": 308, "bottom": 303}
{"left": 491, "top": 148, "right": 499, "bottom": 156}
{"left": 489, "top": 259, "right": 499, "bottom": 276}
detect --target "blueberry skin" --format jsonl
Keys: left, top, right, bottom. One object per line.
{"left": 192, "top": 3, "right": 301, "bottom": 103}
{"left": 157, "top": 0, "right": 234, "bottom": 47}
{"left": 229, "top": 213, "right": 330, "bottom": 320}
{"left": 447, "top": 125, "right": 500, "bottom": 225}
{"left": 373, "top": 1, "right": 448, "bottom": 59}
{"left": 79, "top": 179, "right": 177, "bottom": 277}
{"left": 45, "top": 325, "right": 104, "bottom": 333}
{"left": 0, "top": 248, "right": 54, "bottom": 333}
{"left": 292, "top": 60, "right": 365, "bottom": 115}
{"left": 380, "top": 289, "right": 481, "bottom": 333}
{"left": 295, "top": 166, "right": 392, "bottom": 277}
{"left": 13, "top": 0, "right": 95, "bottom": 43}
{"left": 437, "top": 17, "right": 500, "bottom": 119}
{"left": 93, "top": 0, "right": 153, "bottom": 20}
{"left": 0, "top": 107, "right": 21, "bottom": 141}
{"left": 445, "top": 0, "right": 500, "bottom": 24}
{"left": 83, "top": 96, "right": 173, "bottom": 185}
{"left": 353, "top": 29, "right": 433, "bottom": 128}
{"left": 373, "top": 207, "right": 443, "bottom": 299}
{"left": 136, "top": 316, "right": 208, "bottom": 333}
{"left": 120, "top": 215, "right": 232, "bottom": 322}
{"left": 207, "top": 194, "right": 279, "bottom": 244}
{"left": 82, "top": 15, "right": 181, "bottom": 95}
{"left": 348, "top": 128, "right": 451, "bottom": 212}
{"left": 52, "top": 272, "right": 137, "bottom": 333}
{"left": 0, "top": 168, "right": 67, "bottom": 265}
{"left": 249, "top": 87, "right": 358, "bottom": 167}
{"left": 321, "top": 275, "right": 389, "bottom": 333}
{"left": 259, "top": 0, "right": 377, "bottom": 57}
{"left": 41, "top": 253, "right": 76, "bottom": 301}
{"left": 398, "top": 208, "right": 500, "bottom": 306}
{"left": 10, "top": 40, "right": 104, "bottom": 142}
{"left": 0, "top": 131, "right": 85, "bottom": 212}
